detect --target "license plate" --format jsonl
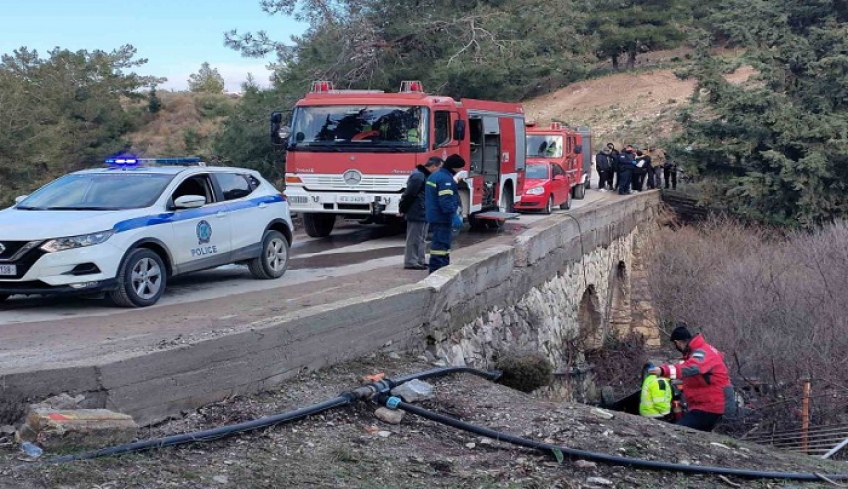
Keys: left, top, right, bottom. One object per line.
{"left": 0, "top": 264, "right": 16, "bottom": 276}
{"left": 338, "top": 195, "right": 368, "bottom": 203}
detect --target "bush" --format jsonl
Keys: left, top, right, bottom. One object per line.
{"left": 495, "top": 352, "right": 553, "bottom": 393}
{"left": 645, "top": 217, "right": 848, "bottom": 430}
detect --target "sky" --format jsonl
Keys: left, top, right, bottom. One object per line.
{"left": 0, "top": 0, "right": 308, "bottom": 92}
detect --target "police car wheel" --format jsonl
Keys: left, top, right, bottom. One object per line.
{"left": 248, "top": 230, "right": 289, "bottom": 280}
{"left": 110, "top": 248, "right": 167, "bottom": 308}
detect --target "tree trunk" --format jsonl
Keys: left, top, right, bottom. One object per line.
{"left": 611, "top": 55, "right": 619, "bottom": 70}
{"left": 626, "top": 51, "right": 637, "bottom": 70}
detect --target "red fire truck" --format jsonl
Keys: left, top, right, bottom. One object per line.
{"left": 271, "top": 81, "right": 526, "bottom": 237}
{"left": 516, "top": 122, "right": 589, "bottom": 213}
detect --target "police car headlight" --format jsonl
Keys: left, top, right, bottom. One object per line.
{"left": 41, "top": 230, "right": 115, "bottom": 253}
{"left": 526, "top": 187, "right": 545, "bottom": 196}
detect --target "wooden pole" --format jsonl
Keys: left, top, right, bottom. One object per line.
{"left": 801, "top": 379, "right": 811, "bottom": 454}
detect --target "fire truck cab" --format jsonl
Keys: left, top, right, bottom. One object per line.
{"left": 521, "top": 122, "right": 589, "bottom": 208}
{"left": 271, "top": 81, "right": 526, "bottom": 237}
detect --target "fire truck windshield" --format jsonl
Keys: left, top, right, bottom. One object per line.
{"left": 527, "top": 135, "right": 564, "bottom": 158}
{"left": 290, "top": 105, "right": 429, "bottom": 152}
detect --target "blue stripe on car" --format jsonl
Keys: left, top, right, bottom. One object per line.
{"left": 113, "top": 195, "right": 284, "bottom": 233}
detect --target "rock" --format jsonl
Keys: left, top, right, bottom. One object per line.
{"left": 590, "top": 408, "right": 614, "bottom": 420}
{"left": 576, "top": 460, "right": 597, "bottom": 469}
{"left": 374, "top": 407, "right": 404, "bottom": 425}
{"left": 465, "top": 442, "right": 476, "bottom": 449}
{"left": 586, "top": 476, "right": 613, "bottom": 486}
{"left": 388, "top": 352, "right": 401, "bottom": 360}
{"left": 479, "top": 437, "right": 494, "bottom": 446}
{"left": 212, "top": 475, "right": 229, "bottom": 484}
{"left": 29, "top": 393, "right": 86, "bottom": 412}
{"left": 710, "top": 442, "right": 732, "bottom": 450}
{"left": 377, "top": 431, "right": 392, "bottom": 438}
{"left": 18, "top": 409, "right": 137, "bottom": 450}
{"left": 0, "top": 425, "right": 15, "bottom": 436}
{"left": 390, "top": 379, "right": 434, "bottom": 403}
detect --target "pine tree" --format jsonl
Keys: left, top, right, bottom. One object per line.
{"left": 147, "top": 86, "right": 162, "bottom": 113}
{"left": 678, "top": 0, "right": 848, "bottom": 226}
{"left": 188, "top": 62, "right": 225, "bottom": 93}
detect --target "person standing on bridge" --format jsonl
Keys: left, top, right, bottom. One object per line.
{"left": 617, "top": 145, "right": 637, "bottom": 195}
{"left": 425, "top": 154, "right": 465, "bottom": 274}
{"left": 595, "top": 147, "right": 614, "bottom": 191}
{"left": 399, "top": 157, "right": 442, "bottom": 270}
{"left": 646, "top": 324, "right": 733, "bottom": 432}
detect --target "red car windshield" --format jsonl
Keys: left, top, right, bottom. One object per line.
{"left": 525, "top": 164, "right": 550, "bottom": 179}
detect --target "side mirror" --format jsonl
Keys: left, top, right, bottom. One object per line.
{"left": 14, "top": 195, "right": 28, "bottom": 204}
{"left": 453, "top": 120, "right": 466, "bottom": 141}
{"left": 270, "top": 112, "right": 291, "bottom": 146}
{"left": 574, "top": 144, "right": 583, "bottom": 155}
{"left": 174, "top": 195, "right": 206, "bottom": 209}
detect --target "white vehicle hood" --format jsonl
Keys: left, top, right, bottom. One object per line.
{"left": 0, "top": 207, "right": 147, "bottom": 241}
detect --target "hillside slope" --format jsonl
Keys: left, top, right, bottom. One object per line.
{"left": 524, "top": 66, "right": 755, "bottom": 148}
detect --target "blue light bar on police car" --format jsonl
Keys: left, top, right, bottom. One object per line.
{"left": 105, "top": 157, "right": 138, "bottom": 166}
{"left": 104, "top": 157, "right": 204, "bottom": 167}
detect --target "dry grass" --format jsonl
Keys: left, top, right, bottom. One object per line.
{"left": 126, "top": 91, "right": 236, "bottom": 157}
{"left": 644, "top": 217, "right": 848, "bottom": 431}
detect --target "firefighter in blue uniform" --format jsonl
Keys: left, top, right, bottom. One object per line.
{"left": 425, "top": 154, "right": 465, "bottom": 273}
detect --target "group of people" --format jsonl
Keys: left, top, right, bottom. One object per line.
{"left": 398, "top": 154, "right": 466, "bottom": 274}
{"left": 639, "top": 324, "right": 734, "bottom": 432}
{"left": 595, "top": 143, "right": 679, "bottom": 195}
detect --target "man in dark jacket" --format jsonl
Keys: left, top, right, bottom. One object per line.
{"left": 617, "top": 145, "right": 637, "bottom": 195}
{"left": 595, "top": 148, "right": 614, "bottom": 190}
{"left": 399, "top": 157, "right": 442, "bottom": 270}
{"left": 425, "top": 154, "right": 464, "bottom": 273}
{"left": 647, "top": 325, "right": 733, "bottom": 432}
{"left": 606, "top": 143, "right": 620, "bottom": 188}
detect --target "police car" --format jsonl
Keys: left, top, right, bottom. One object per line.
{"left": 0, "top": 157, "right": 294, "bottom": 307}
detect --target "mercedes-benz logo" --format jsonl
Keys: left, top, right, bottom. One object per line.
{"left": 343, "top": 169, "right": 362, "bottom": 186}
{"left": 0, "top": 243, "right": 5, "bottom": 255}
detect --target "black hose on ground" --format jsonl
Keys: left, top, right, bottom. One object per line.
{"left": 32, "top": 366, "right": 497, "bottom": 465}
{"left": 385, "top": 397, "right": 848, "bottom": 483}
{"left": 45, "top": 396, "right": 353, "bottom": 464}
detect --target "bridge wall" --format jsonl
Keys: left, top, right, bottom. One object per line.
{"left": 0, "top": 193, "right": 662, "bottom": 425}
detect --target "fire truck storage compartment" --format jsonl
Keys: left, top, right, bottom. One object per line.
{"left": 469, "top": 116, "right": 501, "bottom": 209}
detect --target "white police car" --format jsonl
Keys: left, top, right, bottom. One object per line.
{"left": 0, "top": 157, "right": 294, "bottom": 307}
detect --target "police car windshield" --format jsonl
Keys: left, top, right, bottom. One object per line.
{"left": 525, "top": 164, "right": 550, "bottom": 179}
{"left": 17, "top": 173, "right": 175, "bottom": 211}
{"left": 290, "top": 106, "right": 428, "bottom": 151}
{"left": 527, "top": 135, "right": 564, "bottom": 158}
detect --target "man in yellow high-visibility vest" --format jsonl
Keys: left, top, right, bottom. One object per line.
{"left": 639, "top": 363, "right": 672, "bottom": 420}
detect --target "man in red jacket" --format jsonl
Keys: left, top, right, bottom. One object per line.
{"left": 647, "top": 325, "right": 733, "bottom": 432}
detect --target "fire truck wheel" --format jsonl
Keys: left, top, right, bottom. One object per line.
{"left": 303, "top": 213, "right": 336, "bottom": 238}
{"left": 560, "top": 191, "right": 572, "bottom": 210}
{"left": 249, "top": 230, "right": 290, "bottom": 279}
{"left": 544, "top": 195, "right": 553, "bottom": 215}
{"left": 573, "top": 183, "right": 586, "bottom": 200}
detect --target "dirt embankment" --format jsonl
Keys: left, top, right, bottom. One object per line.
{"left": 2, "top": 354, "right": 842, "bottom": 488}
{"left": 524, "top": 62, "right": 755, "bottom": 148}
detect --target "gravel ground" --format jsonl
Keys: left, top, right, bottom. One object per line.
{"left": 2, "top": 353, "right": 845, "bottom": 489}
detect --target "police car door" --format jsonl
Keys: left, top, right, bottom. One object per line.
{"left": 213, "top": 172, "right": 266, "bottom": 260}
{"left": 168, "top": 173, "right": 232, "bottom": 273}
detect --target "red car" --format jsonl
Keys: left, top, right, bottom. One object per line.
{"left": 515, "top": 161, "right": 572, "bottom": 214}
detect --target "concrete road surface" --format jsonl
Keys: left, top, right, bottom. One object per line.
{"left": 0, "top": 185, "right": 613, "bottom": 372}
